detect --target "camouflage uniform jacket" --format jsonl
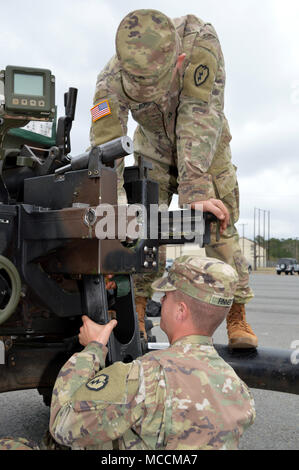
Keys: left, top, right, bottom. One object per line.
{"left": 90, "top": 15, "right": 237, "bottom": 206}
{"left": 50, "top": 335, "right": 255, "bottom": 450}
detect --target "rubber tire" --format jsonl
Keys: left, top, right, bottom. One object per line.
{"left": 0, "top": 256, "right": 21, "bottom": 326}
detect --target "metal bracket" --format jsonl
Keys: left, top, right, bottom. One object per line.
{"left": 0, "top": 339, "right": 4, "bottom": 365}
{"left": 88, "top": 146, "right": 103, "bottom": 179}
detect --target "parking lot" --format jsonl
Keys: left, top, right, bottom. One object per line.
{"left": 0, "top": 272, "right": 299, "bottom": 450}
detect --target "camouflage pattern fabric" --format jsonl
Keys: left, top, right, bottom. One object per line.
{"left": 116, "top": 9, "right": 180, "bottom": 103}
{"left": 89, "top": 10, "right": 254, "bottom": 304}
{"left": 152, "top": 256, "right": 238, "bottom": 308}
{"left": 0, "top": 432, "right": 71, "bottom": 451}
{"left": 0, "top": 437, "right": 39, "bottom": 450}
{"left": 39, "top": 430, "right": 71, "bottom": 450}
{"left": 50, "top": 339, "right": 255, "bottom": 450}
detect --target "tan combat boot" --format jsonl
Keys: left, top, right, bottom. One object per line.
{"left": 135, "top": 296, "right": 148, "bottom": 340}
{"left": 226, "top": 303, "right": 258, "bottom": 349}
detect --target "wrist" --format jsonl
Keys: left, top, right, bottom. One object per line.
{"left": 84, "top": 341, "right": 108, "bottom": 369}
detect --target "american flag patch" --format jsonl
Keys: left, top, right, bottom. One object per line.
{"left": 91, "top": 100, "right": 111, "bottom": 122}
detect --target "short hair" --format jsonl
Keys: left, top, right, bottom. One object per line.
{"left": 173, "top": 290, "right": 229, "bottom": 336}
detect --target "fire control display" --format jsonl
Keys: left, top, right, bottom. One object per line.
{"left": 1, "top": 65, "right": 55, "bottom": 119}
{"left": 14, "top": 73, "right": 44, "bottom": 97}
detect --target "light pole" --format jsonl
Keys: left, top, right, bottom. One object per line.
{"left": 254, "top": 208, "right": 271, "bottom": 270}
{"left": 268, "top": 211, "right": 271, "bottom": 267}
{"left": 254, "top": 208, "right": 257, "bottom": 271}
{"left": 239, "top": 223, "right": 248, "bottom": 257}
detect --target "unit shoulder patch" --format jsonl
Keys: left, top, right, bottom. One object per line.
{"left": 73, "top": 361, "right": 137, "bottom": 407}
{"left": 182, "top": 44, "right": 218, "bottom": 103}
{"left": 194, "top": 65, "right": 210, "bottom": 87}
{"left": 86, "top": 373, "right": 109, "bottom": 391}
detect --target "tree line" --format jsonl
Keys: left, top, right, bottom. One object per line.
{"left": 255, "top": 236, "right": 299, "bottom": 261}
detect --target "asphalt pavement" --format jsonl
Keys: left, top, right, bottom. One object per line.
{"left": 0, "top": 272, "right": 299, "bottom": 450}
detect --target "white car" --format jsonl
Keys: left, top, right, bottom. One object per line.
{"left": 276, "top": 258, "right": 298, "bottom": 275}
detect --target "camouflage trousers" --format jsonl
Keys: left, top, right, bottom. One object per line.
{"left": 0, "top": 431, "right": 71, "bottom": 451}
{"left": 0, "top": 437, "right": 39, "bottom": 450}
{"left": 117, "top": 158, "right": 253, "bottom": 305}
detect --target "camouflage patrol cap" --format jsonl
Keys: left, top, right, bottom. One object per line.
{"left": 116, "top": 9, "right": 181, "bottom": 101}
{"left": 152, "top": 256, "right": 238, "bottom": 308}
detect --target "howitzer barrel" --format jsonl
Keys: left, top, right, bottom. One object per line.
{"left": 100, "top": 136, "right": 133, "bottom": 164}
{"left": 55, "top": 136, "right": 133, "bottom": 174}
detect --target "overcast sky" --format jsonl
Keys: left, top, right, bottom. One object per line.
{"left": 2, "top": 0, "right": 299, "bottom": 241}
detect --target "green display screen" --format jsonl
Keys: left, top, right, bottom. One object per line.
{"left": 14, "top": 73, "right": 44, "bottom": 96}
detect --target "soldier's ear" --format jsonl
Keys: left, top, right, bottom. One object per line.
{"left": 176, "top": 301, "right": 188, "bottom": 322}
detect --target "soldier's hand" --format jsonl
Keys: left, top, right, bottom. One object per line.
{"left": 105, "top": 274, "right": 116, "bottom": 290}
{"left": 191, "top": 199, "right": 230, "bottom": 235}
{"left": 79, "top": 315, "right": 117, "bottom": 347}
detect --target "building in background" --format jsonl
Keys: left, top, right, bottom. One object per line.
{"left": 166, "top": 237, "right": 267, "bottom": 270}
{"left": 239, "top": 237, "right": 267, "bottom": 268}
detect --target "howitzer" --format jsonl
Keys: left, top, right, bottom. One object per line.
{"left": 0, "top": 66, "right": 298, "bottom": 407}
{"left": 0, "top": 66, "right": 216, "bottom": 403}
